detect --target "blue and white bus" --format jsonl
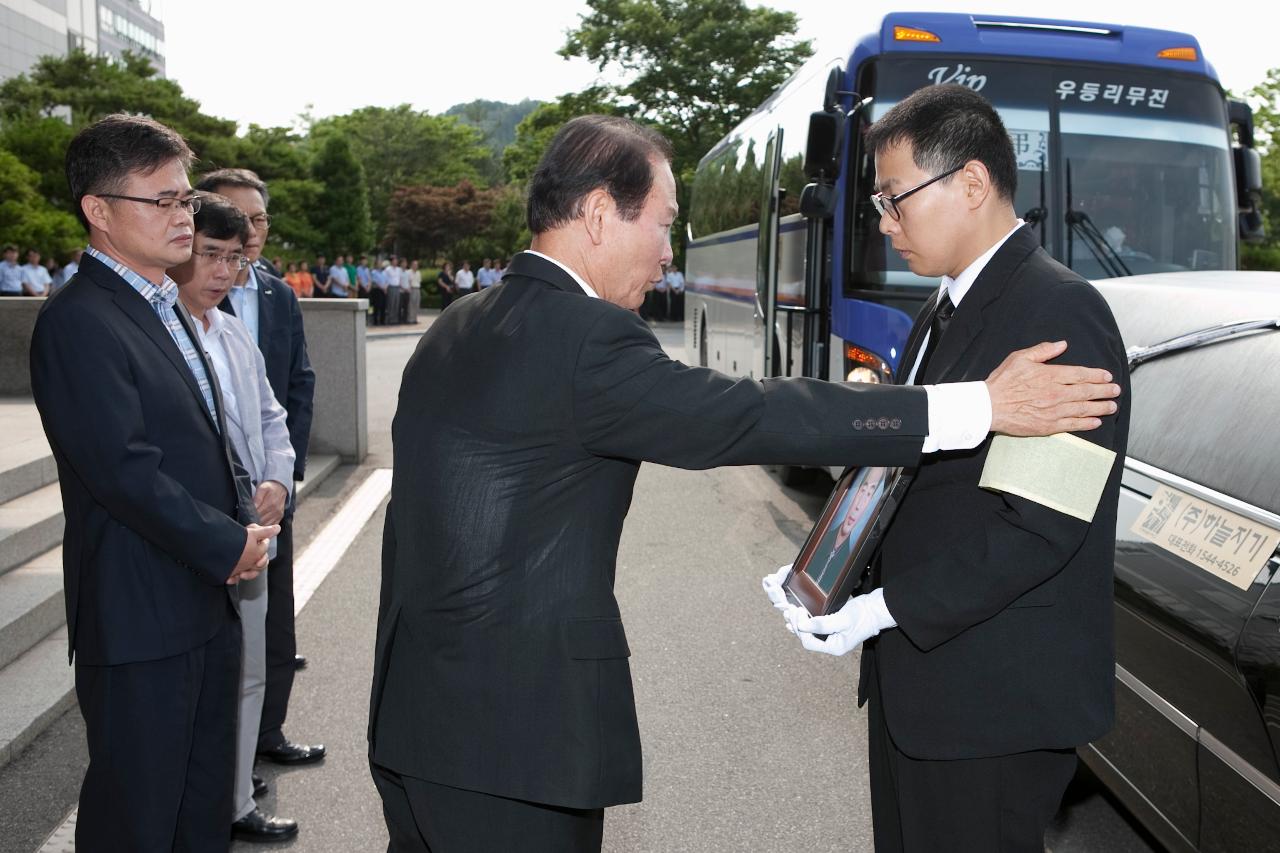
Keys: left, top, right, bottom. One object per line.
{"left": 685, "top": 12, "right": 1263, "bottom": 432}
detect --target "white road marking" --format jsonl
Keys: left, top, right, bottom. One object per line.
{"left": 292, "top": 467, "right": 392, "bottom": 615}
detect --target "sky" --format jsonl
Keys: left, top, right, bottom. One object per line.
{"left": 162, "top": 1, "right": 1276, "bottom": 131}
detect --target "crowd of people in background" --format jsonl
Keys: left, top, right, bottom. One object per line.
{"left": 278, "top": 254, "right": 424, "bottom": 327}
{"left": 0, "top": 245, "right": 83, "bottom": 296}
{"left": 6, "top": 239, "right": 689, "bottom": 330}
{"left": 433, "top": 256, "right": 508, "bottom": 309}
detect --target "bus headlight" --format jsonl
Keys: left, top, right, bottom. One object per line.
{"left": 844, "top": 344, "right": 893, "bottom": 384}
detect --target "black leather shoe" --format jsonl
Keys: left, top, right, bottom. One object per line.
{"left": 293, "top": 654, "right": 307, "bottom": 671}
{"left": 252, "top": 772, "right": 268, "bottom": 798}
{"left": 231, "top": 807, "right": 298, "bottom": 842}
{"left": 256, "top": 740, "right": 326, "bottom": 765}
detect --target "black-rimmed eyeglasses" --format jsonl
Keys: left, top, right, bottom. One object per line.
{"left": 194, "top": 250, "right": 249, "bottom": 271}
{"left": 98, "top": 194, "right": 203, "bottom": 215}
{"left": 869, "top": 165, "right": 963, "bottom": 221}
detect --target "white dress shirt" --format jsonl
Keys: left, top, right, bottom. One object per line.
{"left": 227, "top": 267, "right": 261, "bottom": 345}
{"left": 194, "top": 306, "right": 295, "bottom": 558}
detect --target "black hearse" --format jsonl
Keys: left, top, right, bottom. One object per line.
{"left": 1084, "top": 271, "right": 1280, "bottom": 852}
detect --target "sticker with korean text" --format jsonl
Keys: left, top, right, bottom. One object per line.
{"left": 1131, "top": 486, "right": 1280, "bottom": 591}
{"left": 1056, "top": 81, "right": 1169, "bottom": 109}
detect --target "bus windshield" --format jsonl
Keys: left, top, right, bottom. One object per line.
{"left": 850, "top": 57, "right": 1235, "bottom": 297}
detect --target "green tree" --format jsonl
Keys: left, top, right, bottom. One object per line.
{"left": 503, "top": 88, "right": 622, "bottom": 185}
{"left": 309, "top": 106, "right": 491, "bottom": 241}
{"left": 0, "top": 116, "right": 76, "bottom": 210}
{"left": 560, "top": 0, "right": 812, "bottom": 172}
{"left": 1248, "top": 68, "right": 1279, "bottom": 234}
{"left": 0, "top": 49, "right": 241, "bottom": 169}
{"left": 385, "top": 180, "right": 502, "bottom": 262}
{"left": 261, "top": 178, "right": 326, "bottom": 255}
{"left": 231, "top": 125, "right": 310, "bottom": 183}
{"left": 0, "top": 149, "right": 83, "bottom": 258}
{"left": 310, "top": 136, "right": 372, "bottom": 256}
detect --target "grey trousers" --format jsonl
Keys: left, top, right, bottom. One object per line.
{"left": 386, "top": 287, "right": 403, "bottom": 325}
{"left": 232, "top": 568, "right": 269, "bottom": 821}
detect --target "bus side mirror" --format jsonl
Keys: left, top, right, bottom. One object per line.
{"left": 1228, "top": 98, "right": 1255, "bottom": 148}
{"left": 1235, "top": 146, "right": 1265, "bottom": 242}
{"left": 800, "top": 182, "right": 836, "bottom": 220}
{"left": 804, "top": 111, "right": 846, "bottom": 182}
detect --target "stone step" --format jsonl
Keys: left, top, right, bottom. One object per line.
{"left": 0, "top": 453, "right": 342, "bottom": 774}
{"left": 0, "top": 482, "right": 64, "bottom": 578}
{"left": 296, "top": 453, "right": 340, "bottom": 503}
{"left": 0, "top": 547, "right": 63, "bottom": 672}
{"left": 0, "top": 626, "right": 75, "bottom": 771}
{"left": 0, "top": 400, "right": 56, "bottom": 505}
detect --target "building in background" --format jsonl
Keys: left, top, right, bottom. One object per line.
{"left": 0, "top": 0, "right": 164, "bottom": 82}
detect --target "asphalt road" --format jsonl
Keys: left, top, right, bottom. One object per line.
{"left": 1, "top": 319, "right": 1162, "bottom": 852}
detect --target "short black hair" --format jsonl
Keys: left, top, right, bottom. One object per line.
{"left": 192, "top": 193, "right": 251, "bottom": 246}
{"left": 864, "top": 84, "right": 1017, "bottom": 202}
{"left": 527, "top": 115, "right": 674, "bottom": 235}
{"left": 2, "top": 245, "right": 16, "bottom": 254}
{"left": 65, "top": 113, "right": 194, "bottom": 230}
{"left": 195, "top": 167, "right": 269, "bottom": 207}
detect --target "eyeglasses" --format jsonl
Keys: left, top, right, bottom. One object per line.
{"left": 194, "top": 250, "right": 249, "bottom": 271}
{"left": 98, "top": 193, "right": 202, "bottom": 214}
{"left": 869, "top": 165, "right": 964, "bottom": 221}
{"left": 249, "top": 214, "right": 272, "bottom": 230}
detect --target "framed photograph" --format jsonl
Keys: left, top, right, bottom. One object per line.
{"left": 783, "top": 466, "right": 909, "bottom": 617}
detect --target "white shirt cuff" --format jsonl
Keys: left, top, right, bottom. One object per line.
{"left": 921, "top": 381, "right": 991, "bottom": 453}
{"left": 866, "top": 587, "right": 897, "bottom": 631}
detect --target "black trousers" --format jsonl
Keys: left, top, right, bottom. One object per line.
{"left": 75, "top": 606, "right": 241, "bottom": 853}
{"left": 370, "top": 287, "right": 387, "bottom": 325}
{"left": 257, "top": 515, "right": 296, "bottom": 750}
{"left": 371, "top": 763, "right": 605, "bottom": 853}
{"left": 867, "top": 672, "right": 1076, "bottom": 853}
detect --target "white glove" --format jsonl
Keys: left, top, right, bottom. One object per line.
{"left": 761, "top": 564, "right": 793, "bottom": 612}
{"left": 784, "top": 589, "right": 896, "bottom": 657}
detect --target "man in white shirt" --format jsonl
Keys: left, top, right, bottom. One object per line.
{"left": 766, "top": 84, "right": 1129, "bottom": 853}
{"left": 664, "top": 264, "right": 684, "bottom": 322}
{"left": 405, "top": 260, "right": 422, "bottom": 323}
{"left": 476, "top": 258, "right": 495, "bottom": 289}
{"left": 328, "top": 256, "right": 350, "bottom": 298}
{"left": 454, "top": 260, "right": 475, "bottom": 296}
{"left": 0, "top": 245, "right": 23, "bottom": 295}
{"left": 385, "top": 258, "right": 403, "bottom": 325}
{"left": 22, "top": 249, "right": 52, "bottom": 296}
{"left": 168, "top": 196, "right": 299, "bottom": 843}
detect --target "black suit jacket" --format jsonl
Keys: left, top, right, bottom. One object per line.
{"left": 859, "top": 226, "right": 1130, "bottom": 760}
{"left": 370, "top": 251, "right": 935, "bottom": 809}
{"left": 30, "top": 253, "right": 248, "bottom": 666}
{"left": 219, "top": 268, "right": 314, "bottom": 481}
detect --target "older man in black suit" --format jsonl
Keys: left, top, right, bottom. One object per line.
{"left": 774, "top": 85, "right": 1130, "bottom": 852}
{"left": 370, "top": 115, "right": 1121, "bottom": 853}
{"left": 194, "top": 170, "right": 322, "bottom": 779}
{"left": 30, "top": 114, "right": 278, "bottom": 852}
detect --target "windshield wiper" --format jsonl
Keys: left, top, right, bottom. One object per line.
{"left": 1127, "top": 318, "right": 1280, "bottom": 371}
{"left": 1065, "top": 160, "right": 1132, "bottom": 278}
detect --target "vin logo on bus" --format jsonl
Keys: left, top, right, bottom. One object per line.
{"left": 928, "top": 65, "right": 987, "bottom": 91}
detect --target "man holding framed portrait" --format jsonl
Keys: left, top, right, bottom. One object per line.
{"left": 765, "top": 84, "right": 1129, "bottom": 853}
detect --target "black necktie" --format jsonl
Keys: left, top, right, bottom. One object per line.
{"left": 914, "top": 289, "right": 955, "bottom": 383}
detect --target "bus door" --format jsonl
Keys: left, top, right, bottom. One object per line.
{"left": 755, "top": 127, "right": 784, "bottom": 378}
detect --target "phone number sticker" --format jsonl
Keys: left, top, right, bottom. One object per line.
{"left": 1131, "top": 486, "right": 1280, "bottom": 590}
